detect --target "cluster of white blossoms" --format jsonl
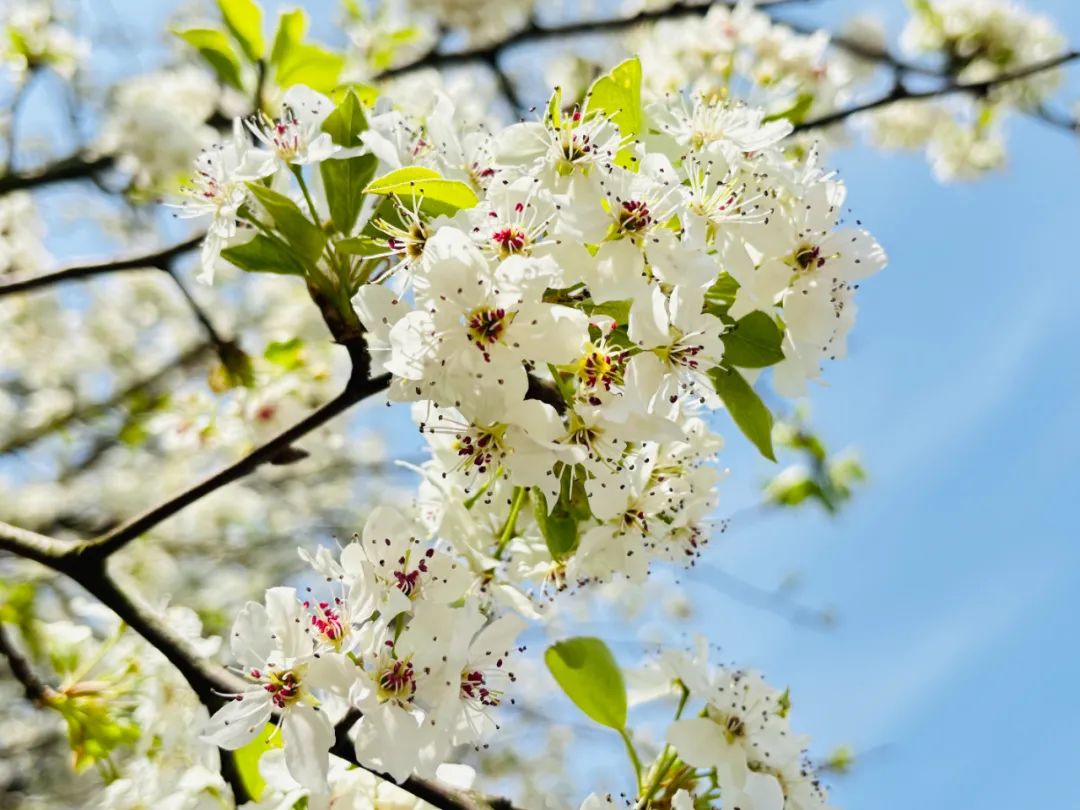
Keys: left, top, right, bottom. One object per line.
{"left": 181, "top": 51, "right": 882, "bottom": 806}
{"left": 868, "top": 0, "right": 1067, "bottom": 181}
{"left": 0, "top": 0, "right": 86, "bottom": 80}
{"left": 202, "top": 505, "right": 525, "bottom": 791}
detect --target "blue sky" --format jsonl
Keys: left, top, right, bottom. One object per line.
{"left": 15, "top": 0, "right": 1080, "bottom": 807}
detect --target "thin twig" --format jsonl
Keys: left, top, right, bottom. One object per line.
{"left": 0, "top": 234, "right": 204, "bottom": 298}
{"left": 78, "top": 369, "right": 391, "bottom": 560}
{"left": 0, "top": 623, "right": 53, "bottom": 703}
{"left": 795, "top": 50, "right": 1080, "bottom": 132}
{"left": 0, "top": 341, "right": 213, "bottom": 455}
{"left": 0, "top": 151, "right": 114, "bottom": 195}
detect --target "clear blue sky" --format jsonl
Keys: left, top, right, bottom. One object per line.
{"left": 21, "top": 1, "right": 1080, "bottom": 807}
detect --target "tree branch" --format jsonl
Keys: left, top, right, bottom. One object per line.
{"left": 375, "top": 0, "right": 808, "bottom": 81}
{"left": 0, "top": 234, "right": 203, "bottom": 298}
{"left": 0, "top": 151, "right": 115, "bottom": 196}
{"left": 76, "top": 367, "right": 391, "bottom": 560}
{"left": 0, "top": 341, "right": 213, "bottom": 456}
{"left": 795, "top": 50, "right": 1080, "bottom": 133}
{"left": 0, "top": 623, "right": 54, "bottom": 703}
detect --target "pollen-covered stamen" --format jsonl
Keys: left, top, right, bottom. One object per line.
{"left": 617, "top": 199, "right": 653, "bottom": 234}
{"left": 304, "top": 598, "right": 345, "bottom": 644}
{"left": 249, "top": 105, "right": 304, "bottom": 161}
{"left": 620, "top": 508, "right": 650, "bottom": 535}
{"left": 466, "top": 306, "right": 512, "bottom": 360}
{"left": 263, "top": 669, "right": 303, "bottom": 709}
{"left": 392, "top": 548, "right": 433, "bottom": 599}
{"left": 576, "top": 345, "right": 627, "bottom": 395}
{"left": 491, "top": 225, "right": 529, "bottom": 257}
{"left": 376, "top": 658, "right": 417, "bottom": 704}
{"left": 454, "top": 424, "right": 508, "bottom": 475}
{"left": 460, "top": 669, "right": 503, "bottom": 707}
{"left": 794, "top": 243, "right": 826, "bottom": 271}
{"left": 380, "top": 216, "right": 430, "bottom": 262}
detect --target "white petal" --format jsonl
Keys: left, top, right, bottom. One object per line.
{"left": 200, "top": 693, "right": 272, "bottom": 750}
{"left": 282, "top": 704, "right": 334, "bottom": 792}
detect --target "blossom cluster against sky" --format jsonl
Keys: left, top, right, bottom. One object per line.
{"left": 21, "top": 0, "right": 1080, "bottom": 807}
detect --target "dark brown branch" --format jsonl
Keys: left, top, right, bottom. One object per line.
{"left": 77, "top": 367, "right": 391, "bottom": 560}
{"left": 375, "top": 0, "right": 806, "bottom": 80}
{"left": 0, "top": 152, "right": 115, "bottom": 195}
{"left": 794, "top": 50, "right": 1080, "bottom": 133}
{"left": 0, "top": 623, "right": 53, "bottom": 703}
{"left": 0, "top": 234, "right": 204, "bottom": 298}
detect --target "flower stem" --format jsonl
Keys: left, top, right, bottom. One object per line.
{"left": 619, "top": 726, "right": 644, "bottom": 792}
{"left": 493, "top": 486, "right": 527, "bottom": 560}
{"left": 290, "top": 165, "right": 322, "bottom": 226}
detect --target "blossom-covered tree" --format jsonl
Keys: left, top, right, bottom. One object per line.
{"left": 0, "top": 0, "right": 1075, "bottom": 808}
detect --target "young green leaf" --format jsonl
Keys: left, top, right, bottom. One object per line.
{"left": 722, "top": 311, "right": 785, "bottom": 368}
{"left": 708, "top": 366, "right": 776, "bottom": 461}
{"left": 335, "top": 235, "right": 386, "bottom": 256}
{"left": 531, "top": 488, "right": 580, "bottom": 561}
{"left": 584, "top": 57, "right": 642, "bottom": 169}
{"left": 175, "top": 29, "right": 245, "bottom": 90}
{"left": 269, "top": 8, "right": 306, "bottom": 67}
{"left": 264, "top": 337, "right": 305, "bottom": 370}
{"left": 365, "top": 167, "right": 479, "bottom": 216}
{"left": 545, "top": 637, "right": 628, "bottom": 730}
{"left": 217, "top": 0, "right": 265, "bottom": 62}
{"left": 276, "top": 44, "right": 344, "bottom": 93}
{"left": 268, "top": 8, "right": 343, "bottom": 93}
{"left": 321, "top": 153, "right": 378, "bottom": 234}
{"left": 232, "top": 724, "right": 282, "bottom": 801}
{"left": 220, "top": 234, "right": 306, "bottom": 275}
{"left": 245, "top": 184, "right": 327, "bottom": 266}
{"left": 585, "top": 57, "right": 642, "bottom": 139}
{"left": 322, "top": 89, "right": 369, "bottom": 146}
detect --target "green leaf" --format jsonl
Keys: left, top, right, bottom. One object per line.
{"left": 277, "top": 44, "right": 344, "bottom": 93}
{"left": 365, "top": 167, "right": 479, "bottom": 217}
{"left": 269, "top": 9, "right": 305, "bottom": 67}
{"left": 176, "top": 28, "right": 245, "bottom": 90}
{"left": 708, "top": 366, "right": 776, "bottom": 461}
{"left": 335, "top": 235, "right": 386, "bottom": 256}
{"left": 232, "top": 724, "right": 282, "bottom": 801}
{"left": 545, "top": 86, "right": 562, "bottom": 127}
{"left": 245, "top": 184, "right": 327, "bottom": 265}
{"left": 217, "top": 0, "right": 265, "bottom": 62}
{"left": 545, "top": 637, "right": 627, "bottom": 730}
{"left": 722, "top": 311, "right": 784, "bottom": 368}
{"left": 330, "top": 82, "right": 379, "bottom": 108}
{"left": 264, "top": 337, "right": 305, "bottom": 370}
{"left": 221, "top": 233, "right": 307, "bottom": 275}
{"left": 585, "top": 57, "right": 642, "bottom": 169}
{"left": 763, "top": 92, "right": 815, "bottom": 126}
{"left": 531, "top": 488, "right": 579, "bottom": 561}
{"left": 322, "top": 89, "right": 369, "bottom": 146}
{"left": 321, "top": 153, "right": 377, "bottom": 234}
{"left": 268, "top": 8, "right": 343, "bottom": 93}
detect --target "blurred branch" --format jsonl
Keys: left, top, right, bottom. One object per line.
{"left": 0, "top": 234, "right": 203, "bottom": 297}
{"left": 0, "top": 151, "right": 115, "bottom": 195}
{"left": 689, "top": 562, "right": 834, "bottom": 629}
{"left": 376, "top": 0, "right": 804, "bottom": 81}
{"left": 796, "top": 50, "right": 1080, "bottom": 132}
{"left": 0, "top": 341, "right": 213, "bottom": 456}
{"left": 0, "top": 623, "right": 53, "bottom": 703}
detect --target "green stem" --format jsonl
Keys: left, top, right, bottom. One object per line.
{"left": 619, "top": 727, "right": 644, "bottom": 792}
{"left": 493, "top": 487, "right": 527, "bottom": 560}
{"left": 636, "top": 684, "right": 691, "bottom": 808}
{"left": 291, "top": 165, "right": 322, "bottom": 226}
{"left": 463, "top": 468, "right": 500, "bottom": 510}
